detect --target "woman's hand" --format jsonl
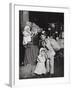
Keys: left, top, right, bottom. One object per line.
{"left": 42, "top": 41, "right": 46, "bottom": 47}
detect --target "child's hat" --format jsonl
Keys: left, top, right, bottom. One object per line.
{"left": 41, "top": 31, "right": 46, "bottom": 36}
{"left": 39, "top": 48, "right": 47, "bottom": 54}
{"left": 24, "top": 26, "right": 30, "bottom": 31}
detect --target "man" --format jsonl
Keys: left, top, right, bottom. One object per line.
{"left": 40, "top": 31, "right": 56, "bottom": 76}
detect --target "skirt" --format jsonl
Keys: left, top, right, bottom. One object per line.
{"left": 24, "top": 44, "right": 39, "bottom": 65}
{"left": 34, "top": 62, "right": 46, "bottom": 75}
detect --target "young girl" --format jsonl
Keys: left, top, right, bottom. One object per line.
{"left": 34, "top": 48, "right": 47, "bottom": 75}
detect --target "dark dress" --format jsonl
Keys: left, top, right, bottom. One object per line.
{"left": 20, "top": 34, "right": 39, "bottom": 77}
{"left": 24, "top": 34, "right": 39, "bottom": 66}
{"left": 24, "top": 43, "right": 39, "bottom": 65}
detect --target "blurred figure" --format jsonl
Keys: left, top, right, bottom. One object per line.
{"left": 57, "top": 31, "right": 64, "bottom": 49}
{"left": 49, "top": 36, "right": 60, "bottom": 51}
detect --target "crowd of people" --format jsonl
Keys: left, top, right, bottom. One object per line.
{"left": 20, "top": 21, "right": 64, "bottom": 78}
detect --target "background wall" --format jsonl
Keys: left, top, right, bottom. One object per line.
{"left": 0, "top": 0, "right": 72, "bottom": 89}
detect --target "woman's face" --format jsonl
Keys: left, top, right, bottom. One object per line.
{"left": 32, "top": 28, "right": 38, "bottom": 35}
{"left": 41, "top": 35, "right": 46, "bottom": 40}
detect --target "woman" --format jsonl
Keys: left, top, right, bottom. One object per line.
{"left": 22, "top": 22, "right": 39, "bottom": 77}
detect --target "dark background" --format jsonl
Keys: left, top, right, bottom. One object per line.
{"left": 19, "top": 11, "right": 64, "bottom": 78}
{"left": 29, "top": 11, "right": 64, "bottom": 28}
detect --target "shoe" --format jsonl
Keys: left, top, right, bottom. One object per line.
{"left": 49, "top": 74, "right": 55, "bottom": 77}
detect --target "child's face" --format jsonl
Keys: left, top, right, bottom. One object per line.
{"left": 23, "top": 30, "right": 31, "bottom": 37}
{"left": 41, "top": 50, "right": 46, "bottom": 56}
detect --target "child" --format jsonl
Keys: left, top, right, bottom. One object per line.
{"left": 34, "top": 48, "right": 47, "bottom": 75}
{"left": 23, "top": 25, "right": 32, "bottom": 45}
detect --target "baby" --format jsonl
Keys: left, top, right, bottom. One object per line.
{"left": 23, "top": 25, "right": 32, "bottom": 45}
{"left": 34, "top": 48, "right": 47, "bottom": 75}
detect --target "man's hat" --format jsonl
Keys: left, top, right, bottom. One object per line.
{"left": 41, "top": 31, "right": 46, "bottom": 36}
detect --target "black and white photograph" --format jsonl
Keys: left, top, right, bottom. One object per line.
{"left": 19, "top": 10, "right": 64, "bottom": 79}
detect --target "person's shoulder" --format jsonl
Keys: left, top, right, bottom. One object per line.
{"left": 45, "top": 37, "right": 50, "bottom": 43}
{"left": 49, "top": 38, "right": 55, "bottom": 41}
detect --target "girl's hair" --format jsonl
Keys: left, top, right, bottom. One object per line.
{"left": 39, "top": 48, "right": 47, "bottom": 54}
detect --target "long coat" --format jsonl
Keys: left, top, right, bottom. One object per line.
{"left": 23, "top": 34, "right": 39, "bottom": 66}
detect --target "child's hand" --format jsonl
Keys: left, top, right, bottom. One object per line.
{"left": 42, "top": 41, "right": 46, "bottom": 47}
{"left": 37, "top": 57, "right": 41, "bottom": 62}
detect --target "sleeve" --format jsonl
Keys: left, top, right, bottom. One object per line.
{"left": 45, "top": 39, "right": 56, "bottom": 56}
{"left": 37, "top": 55, "right": 42, "bottom": 62}
{"left": 50, "top": 39, "right": 60, "bottom": 51}
{"left": 45, "top": 39, "right": 53, "bottom": 51}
